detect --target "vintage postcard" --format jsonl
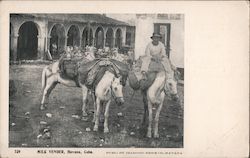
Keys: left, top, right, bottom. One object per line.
{"left": 0, "top": 1, "right": 249, "bottom": 158}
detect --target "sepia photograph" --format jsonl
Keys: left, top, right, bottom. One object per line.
{"left": 9, "top": 13, "right": 184, "bottom": 148}
{"left": 1, "top": 1, "right": 249, "bottom": 158}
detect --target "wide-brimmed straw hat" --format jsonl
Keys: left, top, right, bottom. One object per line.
{"left": 150, "top": 32, "right": 162, "bottom": 39}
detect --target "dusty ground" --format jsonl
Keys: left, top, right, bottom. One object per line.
{"left": 9, "top": 64, "right": 184, "bottom": 148}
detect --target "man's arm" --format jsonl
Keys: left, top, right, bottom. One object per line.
{"left": 145, "top": 43, "right": 151, "bottom": 56}
{"left": 160, "top": 42, "right": 167, "bottom": 57}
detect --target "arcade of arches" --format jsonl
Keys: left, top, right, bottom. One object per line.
{"left": 10, "top": 18, "right": 134, "bottom": 61}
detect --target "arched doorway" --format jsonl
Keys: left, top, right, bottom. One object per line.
{"left": 95, "top": 27, "right": 104, "bottom": 49}
{"left": 67, "top": 25, "right": 80, "bottom": 47}
{"left": 82, "top": 27, "right": 93, "bottom": 48}
{"left": 17, "top": 21, "right": 39, "bottom": 60}
{"left": 50, "top": 24, "right": 66, "bottom": 59}
{"left": 105, "top": 28, "right": 113, "bottom": 48}
{"left": 115, "top": 28, "right": 122, "bottom": 49}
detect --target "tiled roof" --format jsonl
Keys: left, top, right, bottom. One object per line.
{"left": 12, "top": 14, "right": 130, "bottom": 26}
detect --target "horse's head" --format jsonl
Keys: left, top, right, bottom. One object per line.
{"left": 111, "top": 76, "right": 124, "bottom": 105}
{"left": 165, "top": 73, "right": 179, "bottom": 101}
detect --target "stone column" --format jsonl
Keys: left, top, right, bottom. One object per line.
{"left": 103, "top": 37, "right": 106, "bottom": 48}
{"left": 93, "top": 37, "right": 96, "bottom": 47}
{"left": 87, "top": 31, "right": 90, "bottom": 46}
{"left": 92, "top": 26, "right": 97, "bottom": 47}
{"left": 87, "top": 23, "right": 91, "bottom": 46}
{"left": 112, "top": 34, "right": 116, "bottom": 48}
{"left": 103, "top": 28, "right": 107, "bottom": 47}
{"left": 11, "top": 34, "right": 19, "bottom": 61}
{"left": 46, "top": 36, "right": 51, "bottom": 53}
{"left": 79, "top": 36, "right": 82, "bottom": 48}
{"left": 64, "top": 36, "right": 68, "bottom": 48}
{"left": 37, "top": 35, "right": 46, "bottom": 60}
{"left": 121, "top": 28, "right": 126, "bottom": 47}
{"left": 89, "top": 35, "right": 93, "bottom": 46}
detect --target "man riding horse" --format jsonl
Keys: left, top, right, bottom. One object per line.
{"left": 140, "top": 32, "right": 177, "bottom": 92}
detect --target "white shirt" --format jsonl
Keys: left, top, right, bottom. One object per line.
{"left": 145, "top": 41, "right": 166, "bottom": 57}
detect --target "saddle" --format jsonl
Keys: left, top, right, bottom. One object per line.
{"left": 128, "top": 57, "right": 165, "bottom": 91}
{"left": 78, "top": 58, "right": 129, "bottom": 90}
{"left": 58, "top": 55, "right": 87, "bottom": 87}
{"left": 58, "top": 55, "right": 129, "bottom": 89}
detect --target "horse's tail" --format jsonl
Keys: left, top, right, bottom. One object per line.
{"left": 41, "top": 66, "right": 48, "bottom": 91}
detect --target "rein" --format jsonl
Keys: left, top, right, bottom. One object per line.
{"left": 110, "top": 70, "right": 124, "bottom": 104}
{"left": 110, "top": 82, "right": 123, "bottom": 105}
{"left": 164, "top": 75, "right": 178, "bottom": 97}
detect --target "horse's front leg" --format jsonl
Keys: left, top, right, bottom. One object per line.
{"left": 142, "top": 91, "right": 148, "bottom": 127}
{"left": 104, "top": 100, "right": 111, "bottom": 133}
{"left": 147, "top": 101, "right": 153, "bottom": 138}
{"left": 154, "top": 92, "right": 164, "bottom": 138}
{"left": 40, "top": 78, "right": 57, "bottom": 110}
{"left": 92, "top": 92, "right": 97, "bottom": 123}
{"left": 93, "top": 98, "right": 101, "bottom": 132}
{"left": 80, "top": 85, "right": 88, "bottom": 117}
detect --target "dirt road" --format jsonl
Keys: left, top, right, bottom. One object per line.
{"left": 9, "top": 64, "right": 183, "bottom": 148}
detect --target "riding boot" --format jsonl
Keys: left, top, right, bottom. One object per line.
{"left": 140, "top": 71, "right": 148, "bottom": 90}
{"left": 141, "top": 71, "right": 147, "bottom": 80}
{"left": 164, "top": 73, "right": 170, "bottom": 96}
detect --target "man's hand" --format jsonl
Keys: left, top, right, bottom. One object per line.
{"left": 141, "top": 71, "right": 147, "bottom": 80}
{"left": 151, "top": 55, "right": 161, "bottom": 63}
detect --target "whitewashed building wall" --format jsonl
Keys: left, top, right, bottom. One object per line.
{"left": 134, "top": 14, "right": 184, "bottom": 69}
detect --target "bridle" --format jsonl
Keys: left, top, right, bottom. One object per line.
{"left": 97, "top": 63, "right": 125, "bottom": 104}
{"left": 164, "top": 75, "right": 177, "bottom": 94}
{"left": 110, "top": 78, "right": 124, "bottom": 105}
{"left": 90, "top": 76, "right": 123, "bottom": 105}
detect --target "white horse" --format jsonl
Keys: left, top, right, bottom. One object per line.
{"left": 40, "top": 46, "right": 119, "bottom": 115}
{"left": 92, "top": 70, "right": 124, "bottom": 133}
{"left": 40, "top": 60, "right": 124, "bottom": 123}
{"left": 40, "top": 59, "right": 89, "bottom": 117}
{"left": 141, "top": 71, "right": 179, "bottom": 138}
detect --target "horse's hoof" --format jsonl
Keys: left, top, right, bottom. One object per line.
{"left": 154, "top": 133, "right": 159, "bottom": 138}
{"left": 82, "top": 111, "right": 88, "bottom": 117}
{"left": 146, "top": 132, "right": 152, "bottom": 138}
{"left": 40, "top": 105, "right": 46, "bottom": 110}
{"left": 93, "top": 126, "right": 98, "bottom": 132}
{"left": 104, "top": 128, "right": 109, "bottom": 133}
{"left": 81, "top": 117, "right": 88, "bottom": 121}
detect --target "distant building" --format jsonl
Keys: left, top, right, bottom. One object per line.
{"left": 134, "top": 14, "right": 184, "bottom": 71}
{"left": 10, "top": 14, "right": 135, "bottom": 61}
